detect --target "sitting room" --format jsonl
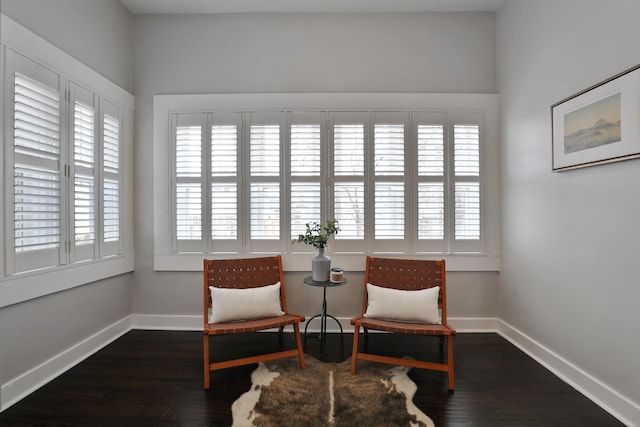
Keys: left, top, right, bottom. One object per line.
{"left": 0, "top": 0, "right": 638, "bottom": 425}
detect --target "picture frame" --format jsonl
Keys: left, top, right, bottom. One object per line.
{"left": 551, "top": 64, "right": 640, "bottom": 171}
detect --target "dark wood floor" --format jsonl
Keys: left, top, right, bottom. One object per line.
{"left": 0, "top": 330, "right": 624, "bottom": 426}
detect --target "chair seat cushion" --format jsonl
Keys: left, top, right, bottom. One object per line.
{"left": 209, "top": 282, "right": 284, "bottom": 323}
{"left": 364, "top": 283, "right": 441, "bottom": 324}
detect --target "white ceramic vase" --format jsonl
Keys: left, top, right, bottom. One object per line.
{"left": 312, "top": 247, "right": 331, "bottom": 282}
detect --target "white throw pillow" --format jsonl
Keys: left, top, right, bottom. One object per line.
{"left": 209, "top": 282, "right": 284, "bottom": 323}
{"left": 364, "top": 283, "right": 441, "bottom": 324}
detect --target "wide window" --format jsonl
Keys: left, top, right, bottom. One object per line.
{"left": 153, "top": 93, "right": 499, "bottom": 272}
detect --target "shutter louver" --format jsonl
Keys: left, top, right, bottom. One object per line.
{"left": 74, "top": 174, "right": 94, "bottom": 245}
{"left": 250, "top": 123, "right": 280, "bottom": 240}
{"left": 418, "top": 124, "right": 445, "bottom": 240}
{"left": 211, "top": 124, "right": 238, "bottom": 240}
{"left": 291, "top": 183, "right": 321, "bottom": 238}
{"left": 418, "top": 125, "right": 444, "bottom": 176}
{"left": 211, "top": 184, "right": 237, "bottom": 239}
{"left": 334, "top": 183, "right": 364, "bottom": 239}
{"left": 250, "top": 125, "right": 279, "bottom": 176}
{"left": 176, "top": 125, "right": 202, "bottom": 240}
{"left": 455, "top": 183, "right": 480, "bottom": 240}
{"left": 454, "top": 125, "right": 480, "bottom": 176}
{"left": 290, "top": 122, "right": 321, "bottom": 239}
{"left": 103, "top": 178, "right": 120, "bottom": 242}
{"left": 14, "top": 72, "right": 61, "bottom": 254}
{"left": 103, "top": 113, "right": 120, "bottom": 243}
{"left": 74, "top": 100, "right": 95, "bottom": 245}
{"left": 418, "top": 183, "right": 444, "bottom": 239}
{"left": 14, "top": 74, "right": 59, "bottom": 160}
{"left": 14, "top": 165, "right": 60, "bottom": 252}
{"left": 211, "top": 125, "right": 237, "bottom": 177}
{"left": 103, "top": 114, "right": 120, "bottom": 174}
{"left": 454, "top": 124, "right": 480, "bottom": 240}
{"left": 334, "top": 124, "right": 364, "bottom": 175}
{"left": 250, "top": 183, "right": 279, "bottom": 239}
{"left": 291, "top": 124, "right": 321, "bottom": 176}
{"left": 334, "top": 122, "right": 365, "bottom": 241}
{"left": 374, "top": 182, "right": 404, "bottom": 239}
{"left": 176, "top": 183, "right": 202, "bottom": 240}
{"left": 374, "top": 123, "right": 405, "bottom": 239}
{"left": 374, "top": 124, "right": 404, "bottom": 175}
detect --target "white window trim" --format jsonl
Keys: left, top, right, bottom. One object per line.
{"left": 154, "top": 93, "right": 500, "bottom": 272}
{"left": 0, "top": 15, "right": 135, "bottom": 308}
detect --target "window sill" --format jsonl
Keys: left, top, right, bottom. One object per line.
{"left": 0, "top": 255, "right": 134, "bottom": 308}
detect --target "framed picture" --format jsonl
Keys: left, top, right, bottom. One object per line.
{"left": 551, "top": 64, "right": 640, "bottom": 171}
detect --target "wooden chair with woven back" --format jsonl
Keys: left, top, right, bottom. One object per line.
{"left": 350, "top": 256, "right": 456, "bottom": 392}
{"left": 203, "top": 255, "right": 306, "bottom": 389}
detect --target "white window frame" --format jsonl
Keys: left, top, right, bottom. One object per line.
{"left": 0, "top": 15, "right": 134, "bottom": 307}
{"left": 154, "top": 93, "right": 500, "bottom": 272}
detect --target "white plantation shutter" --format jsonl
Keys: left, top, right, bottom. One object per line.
{"left": 211, "top": 120, "right": 239, "bottom": 244}
{"left": 12, "top": 54, "right": 63, "bottom": 273}
{"left": 373, "top": 117, "right": 406, "bottom": 245}
{"left": 290, "top": 114, "right": 322, "bottom": 243}
{"left": 174, "top": 114, "right": 203, "bottom": 252}
{"left": 249, "top": 114, "right": 281, "bottom": 248}
{"left": 101, "top": 100, "right": 122, "bottom": 256}
{"left": 71, "top": 84, "right": 96, "bottom": 262}
{"left": 415, "top": 114, "right": 446, "bottom": 249}
{"left": 454, "top": 122, "right": 481, "bottom": 242}
{"left": 159, "top": 103, "right": 487, "bottom": 261}
{"left": 333, "top": 113, "right": 366, "bottom": 245}
{"left": 210, "top": 113, "right": 242, "bottom": 252}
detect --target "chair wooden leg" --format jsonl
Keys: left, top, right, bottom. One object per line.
{"left": 351, "top": 325, "right": 360, "bottom": 374}
{"left": 293, "top": 323, "right": 306, "bottom": 369}
{"left": 447, "top": 336, "right": 455, "bottom": 392}
{"left": 203, "top": 334, "right": 210, "bottom": 390}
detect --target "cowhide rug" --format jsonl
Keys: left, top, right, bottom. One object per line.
{"left": 231, "top": 356, "right": 434, "bottom": 427}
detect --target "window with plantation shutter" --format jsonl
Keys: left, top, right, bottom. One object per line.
{"left": 2, "top": 16, "right": 134, "bottom": 305}
{"left": 156, "top": 93, "right": 496, "bottom": 271}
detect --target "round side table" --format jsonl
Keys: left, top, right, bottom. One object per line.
{"left": 303, "top": 276, "right": 347, "bottom": 344}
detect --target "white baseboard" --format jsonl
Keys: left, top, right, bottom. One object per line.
{"left": 3, "top": 314, "right": 637, "bottom": 426}
{"left": 496, "top": 319, "right": 638, "bottom": 427}
{"left": 1, "top": 316, "right": 132, "bottom": 412}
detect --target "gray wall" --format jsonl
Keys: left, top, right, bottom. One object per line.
{"left": 1, "top": 0, "right": 133, "bottom": 91}
{"left": 497, "top": 0, "right": 640, "bottom": 420}
{"left": 132, "top": 12, "right": 499, "bottom": 319}
{"left": 0, "top": 0, "right": 134, "bottom": 397}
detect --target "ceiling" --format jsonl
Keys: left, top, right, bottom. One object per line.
{"left": 119, "top": 0, "right": 505, "bottom": 14}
